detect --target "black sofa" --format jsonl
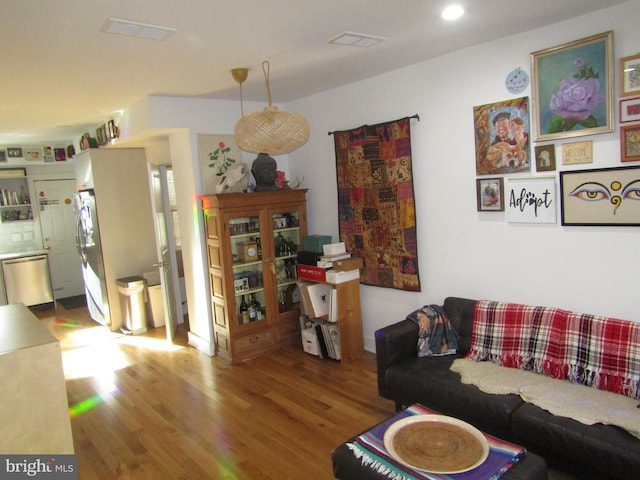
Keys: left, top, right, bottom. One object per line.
{"left": 375, "top": 297, "right": 640, "bottom": 480}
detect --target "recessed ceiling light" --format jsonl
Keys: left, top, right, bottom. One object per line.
{"left": 329, "top": 31, "right": 387, "bottom": 48}
{"left": 101, "top": 17, "right": 177, "bottom": 41}
{"left": 442, "top": 5, "right": 465, "bottom": 21}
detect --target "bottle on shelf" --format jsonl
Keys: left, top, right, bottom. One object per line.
{"left": 276, "top": 232, "right": 286, "bottom": 256}
{"left": 249, "top": 293, "right": 262, "bottom": 322}
{"left": 239, "top": 295, "right": 249, "bottom": 324}
{"left": 250, "top": 293, "right": 262, "bottom": 320}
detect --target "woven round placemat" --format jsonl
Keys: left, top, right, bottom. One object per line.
{"left": 391, "top": 421, "right": 485, "bottom": 472}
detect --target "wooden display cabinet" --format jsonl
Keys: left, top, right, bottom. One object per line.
{"left": 200, "top": 189, "right": 308, "bottom": 364}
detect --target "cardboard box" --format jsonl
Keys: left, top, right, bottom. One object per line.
{"left": 303, "top": 235, "right": 332, "bottom": 253}
{"left": 301, "top": 328, "right": 320, "bottom": 356}
{"left": 333, "top": 256, "right": 363, "bottom": 271}
{"left": 297, "top": 264, "right": 327, "bottom": 282}
{"left": 326, "top": 269, "right": 360, "bottom": 284}
{"left": 322, "top": 242, "right": 346, "bottom": 256}
{"left": 297, "top": 250, "right": 322, "bottom": 266}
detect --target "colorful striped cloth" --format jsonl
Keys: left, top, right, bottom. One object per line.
{"left": 347, "top": 404, "right": 525, "bottom": 480}
{"left": 467, "top": 300, "right": 640, "bottom": 399}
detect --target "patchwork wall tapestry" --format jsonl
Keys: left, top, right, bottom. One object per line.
{"left": 333, "top": 117, "right": 420, "bottom": 291}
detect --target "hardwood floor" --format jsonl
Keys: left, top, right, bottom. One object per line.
{"left": 34, "top": 303, "right": 582, "bottom": 479}
{"left": 35, "top": 304, "right": 395, "bottom": 479}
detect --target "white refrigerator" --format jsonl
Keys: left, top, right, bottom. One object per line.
{"left": 74, "top": 148, "right": 156, "bottom": 332}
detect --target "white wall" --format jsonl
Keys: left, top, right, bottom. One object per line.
{"left": 118, "top": 96, "right": 292, "bottom": 355}
{"left": 287, "top": 1, "right": 640, "bottom": 351}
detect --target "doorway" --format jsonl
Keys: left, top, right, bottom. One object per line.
{"left": 35, "top": 179, "right": 84, "bottom": 300}
{"left": 148, "top": 164, "right": 183, "bottom": 342}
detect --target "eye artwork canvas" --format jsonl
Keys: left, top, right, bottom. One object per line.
{"left": 560, "top": 166, "right": 640, "bottom": 226}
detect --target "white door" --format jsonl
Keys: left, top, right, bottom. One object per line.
{"left": 148, "top": 164, "right": 180, "bottom": 342}
{"left": 35, "top": 179, "right": 84, "bottom": 299}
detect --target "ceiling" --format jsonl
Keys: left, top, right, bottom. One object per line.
{"left": 0, "top": 0, "right": 626, "bottom": 147}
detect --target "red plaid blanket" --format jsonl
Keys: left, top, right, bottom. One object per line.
{"left": 467, "top": 301, "right": 640, "bottom": 399}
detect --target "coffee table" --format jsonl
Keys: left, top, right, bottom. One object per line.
{"left": 332, "top": 405, "right": 547, "bottom": 480}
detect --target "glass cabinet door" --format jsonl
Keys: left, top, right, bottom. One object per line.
{"left": 228, "top": 215, "right": 265, "bottom": 326}
{"left": 271, "top": 209, "right": 301, "bottom": 315}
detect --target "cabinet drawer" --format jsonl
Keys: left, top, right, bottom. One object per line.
{"left": 234, "top": 329, "right": 274, "bottom": 353}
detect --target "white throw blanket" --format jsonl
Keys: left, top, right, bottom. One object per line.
{"left": 451, "top": 358, "right": 640, "bottom": 440}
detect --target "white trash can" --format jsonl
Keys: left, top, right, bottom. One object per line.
{"left": 117, "top": 276, "right": 148, "bottom": 334}
{"left": 143, "top": 271, "right": 166, "bottom": 328}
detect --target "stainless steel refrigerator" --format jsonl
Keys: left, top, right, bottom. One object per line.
{"left": 74, "top": 148, "right": 157, "bottom": 332}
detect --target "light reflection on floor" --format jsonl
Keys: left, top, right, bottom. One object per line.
{"left": 46, "top": 310, "right": 184, "bottom": 419}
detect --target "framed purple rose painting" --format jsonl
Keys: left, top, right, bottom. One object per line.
{"left": 531, "top": 31, "right": 613, "bottom": 142}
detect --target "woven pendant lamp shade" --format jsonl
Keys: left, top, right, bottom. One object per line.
{"left": 234, "top": 106, "right": 310, "bottom": 154}
{"left": 233, "top": 61, "right": 310, "bottom": 155}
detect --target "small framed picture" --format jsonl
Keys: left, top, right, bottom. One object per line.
{"left": 24, "top": 147, "right": 42, "bottom": 161}
{"left": 619, "top": 97, "right": 640, "bottom": 123}
{"left": 234, "top": 278, "right": 249, "bottom": 293}
{"left": 476, "top": 177, "right": 504, "bottom": 212}
{"left": 620, "top": 124, "right": 640, "bottom": 162}
{"left": 620, "top": 53, "right": 640, "bottom": 97}
{"left": 54, "top": 148, "right": 67, "bottom": 162}
{"left": 7, "top": 147, "right": 22, "bottom": 158}
{"left": 534, "top": 144, "right": 556, "bottom": 172}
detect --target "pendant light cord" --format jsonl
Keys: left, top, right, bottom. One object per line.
{"left": 262, "top": 61, "right": 272, "bottom": 107}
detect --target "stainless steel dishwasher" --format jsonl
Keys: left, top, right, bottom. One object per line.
{"left": 2, "top": 254, "right": 54, "bottom": 307}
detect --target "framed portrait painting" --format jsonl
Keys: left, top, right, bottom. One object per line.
{"left": 620, "top": 53, "right": 640, "bottom": 97}
{"left": 473, "top": 96, "right": 531, "bottom": 175}
{"left": 532, "top": 31, "right": 613, "bottom": 141}
{"left": 620, "top": 124, "right": 640, "bottom": 163}
{"left": 476, "top": 177, "right": 504, "bottom": 211}
{"left": 560, "top": 166, "right": 640, "bottom": 226}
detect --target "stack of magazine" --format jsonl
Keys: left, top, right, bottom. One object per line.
{"left": 297, "top": 281, "right": 340, "bottom": 360}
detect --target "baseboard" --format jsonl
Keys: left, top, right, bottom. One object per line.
{"left": 187, "top": 331, "right": 215, "bottom": 356}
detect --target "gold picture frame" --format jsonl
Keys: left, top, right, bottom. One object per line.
{"left": 620, "top": 124, "right": 640, "bottom": 163}
{"left": 619, "top": 53, "right": 640, "bottom": 97}
{"left": 531, "top": 31, "right": 614, "bottom": 142}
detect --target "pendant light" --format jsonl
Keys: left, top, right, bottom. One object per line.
{"left": 233, "top": 61, "right": 310, "bottom": 155}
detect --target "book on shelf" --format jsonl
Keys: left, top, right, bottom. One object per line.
{"left": 314, "top": 323, "right": 330, "bottom": 359}
{"left": 328, "top": 288, "right": 338, "bottom": 322}
{"left": 325, "top": 269, "right": 360, "bottom": 284}
{"left": 307, "top": 282, "right": 333, "bottom": 318}
{"left": 305, "top": 319, "right": 341, "bottom": 360}
{"left": 317, "top": 252, "right": 352, "bottom": 268}
{"left": 297, "top": 281, "right": 334, "bottom": 319}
